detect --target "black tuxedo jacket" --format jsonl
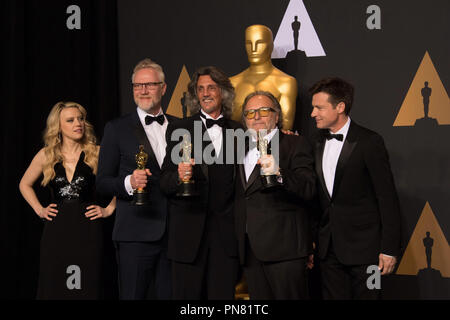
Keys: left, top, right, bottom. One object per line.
{"left": 313, "top": 120, "right": 401, "bottom": 265}
{"left": 160, "top": 113, "right": 242, "bottom": 263}
{"left": 96, "top": 110, "right": 178, "bottom": 242}
{"left": 234, "top": 132, "right": 316, "bottom": 264}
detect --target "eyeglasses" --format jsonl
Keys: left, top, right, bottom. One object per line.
{"left": 243, "top": 107, "right": 276, "bottom": 119}
{"left": 132, "top": 82, "right": 163, "bottom": 91}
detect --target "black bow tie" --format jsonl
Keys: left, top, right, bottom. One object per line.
{"left": 324, "top": 132, "right": 344, "bottom": 141}
{"left": 145, "top": 114, "right": 165, "bottom": 126}
{"left": 200, "top": 114, "right": 225, "bottom": 129}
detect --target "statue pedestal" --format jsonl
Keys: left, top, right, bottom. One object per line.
{"left": 415, "top": 117, "right": 439, "bottom": 128}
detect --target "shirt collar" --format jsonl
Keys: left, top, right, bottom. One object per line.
{"left": 329, "top": 117, "right": 351, "bottom": 141}
{"left": 137, "top": 107, "right": 165, "bottom": 126}
{"left": 200, "top": 109, "right": 223, "bottom": 122}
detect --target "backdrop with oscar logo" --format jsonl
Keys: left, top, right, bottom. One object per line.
{"left": 117, "top": 0, "right": 449, "bottom": 299}
{"left": 2, "top": 0, "right": 448, "bottom": 299}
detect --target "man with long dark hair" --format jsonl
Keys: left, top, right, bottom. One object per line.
{"left": 160, "top": 66, "right": 241, "bottom": 299}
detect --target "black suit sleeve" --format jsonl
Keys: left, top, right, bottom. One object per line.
{"left": 160, "top": 122, "right": 182, "bottom": 196}
{"left": 96, "top": 121, "right": 130, "bottom": 200}
{"left": 280, "top": 136, "right": 317, "bottom": 202}
{"left": 364, "top": 134, "right": 401, "bottom": 257}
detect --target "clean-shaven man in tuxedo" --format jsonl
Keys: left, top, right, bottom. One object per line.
{"left": 96, "top": 59, "right": 177, "bottom": 299}
{"left": 160, "top": 66, "right": 241, "bottom": 299}
{"left": 234, "top": 91, "right": 316, "bottom": 299}
{"left": 309, "top": 77, "right": 401, "bottom": 299}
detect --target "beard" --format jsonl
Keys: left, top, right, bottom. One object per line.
{"left": 136, "top": 95, "right": 161, "bottom": 113}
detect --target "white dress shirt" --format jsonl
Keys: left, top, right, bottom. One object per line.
{"left": 124, "top": 107, "right": 168, "bottom": 195}
{"left": 322, "top": 117, "right": 351, "bottom": 197}
{"left": 244, "top": 129, "right": 278, "bottom": 182}
{"left": 200, "top": 109, "right": 223, "bottom": 157}
{"left": 321, "top": 118, "right": 394, "bottom": 259}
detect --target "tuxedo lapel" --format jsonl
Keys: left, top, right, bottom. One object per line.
{"left": 332, "top": 122, "right": 358, "bottom": 200}
{"left": 221, "top": 121, "right": 238, "bottom": 183}
{"left": 315, "top": 133, "right": 331, "bottom": 201}
{"left": 245, "top": 130, "right": 282, "bottom": 194}
{"left": 192, "top": 113, "right": 209, "bottom": 180}
{"left": 131, "top": 111, "right": 159, "bottom": 169}
{"left": 267, "top": 130, "right": 281, "bottom": 166}
{"left": 245, "top": 164, "right": 261, "bottom": 193}
{"left": 245, "top": 131, "right": 275, "bottom": 194}
{"left": 239, "top": 163, "right": 246, "bottom": 189}
{"left": 238, "top": 133, "right": 251, "bottom": 190}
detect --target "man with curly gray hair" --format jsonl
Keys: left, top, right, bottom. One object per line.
{"left": 160, "top": 66, "right": 242, "bottom": 299}
{"left": 234, "top": 90, "right": 316, "bottom": 300}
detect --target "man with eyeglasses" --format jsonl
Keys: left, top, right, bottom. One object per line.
{"left": 160, "top": 66, "right": 242, "bottom": 299}
{"left": 234, "top": 91, "right": 316, "bottom": 299}
{"left": 97, "top": 58, "right": 177, "bottom": 299}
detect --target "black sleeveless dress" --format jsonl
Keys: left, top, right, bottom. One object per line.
{"left": 37, "top": 152, "right": 103, "bottom": 299}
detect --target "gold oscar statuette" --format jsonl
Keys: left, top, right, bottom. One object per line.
{"left": 132, "top": 145, "right": 149, "bottom": 205}
{"left": 176, "top": 134, "right": 198, "bottom": 197}
{"left": 258, "top": 130, "right": 282, "bottom": 190}
{"left": 230, "top": 24, "right": 298, "bottom": 130}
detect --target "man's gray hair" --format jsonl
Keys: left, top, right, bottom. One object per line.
{"left": 131, "top": 58, "right": 165, "bottom": 83}
{"left": 185, "top": 66, "right": 235, "bottom": 118}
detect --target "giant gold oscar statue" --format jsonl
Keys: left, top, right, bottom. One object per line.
{"left": 230, "top": 24, "right": 298, "bottom": 130}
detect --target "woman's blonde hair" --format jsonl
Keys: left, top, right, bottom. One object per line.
{"left": 41, "top": 101, "right": 98, "bottom": 186}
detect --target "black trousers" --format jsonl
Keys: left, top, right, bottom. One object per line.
{"left": 244, "top": 236, "right": 309, "bottom": 300}
{"left": 171, "top": 235, "right": 239, "bottom": 300}
{"left": 320, "top": 238, "right": 381, "bottom": 300}
{"left": 115, "top": 237, "right": 172, "bottom": 300}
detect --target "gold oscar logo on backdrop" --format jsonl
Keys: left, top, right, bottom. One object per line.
{"left": 166, "top": 65, "right": 191, "bottom": 118}
{"left": 396, "top": 201, "right": 450, "bottom": 278}
{"left": 394, "top": 51, "right": 450, "bottom": 127}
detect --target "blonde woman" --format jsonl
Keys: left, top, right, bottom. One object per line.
{"left": 19, "top": 101, "right": 115, "bottom": 299}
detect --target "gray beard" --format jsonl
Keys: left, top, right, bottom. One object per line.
{"left": 137, "top": 99, "right": 160, "bottom": 113}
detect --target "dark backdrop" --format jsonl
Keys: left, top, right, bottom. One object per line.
{"left": 117, "top": 0, "right": 450, "bottom": 299}
{"left": 1, "top": 0, "right": 120, "bottom": 299}
{"left": 1, "top": 0, "right": 449, "bottom": 300}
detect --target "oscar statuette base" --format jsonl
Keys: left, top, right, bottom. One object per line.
{"left": 176, "top": 180, "right": 199, "bottom": 197}
{"left": 132, "top": 189, "right": 149, "bottom": 206}
{"left": 261, "top": 174, "right": 282, "bottom": 191}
